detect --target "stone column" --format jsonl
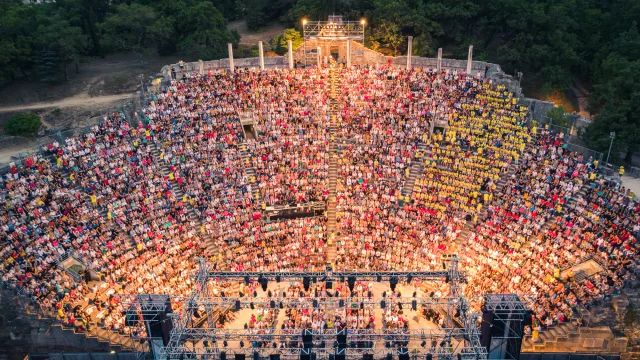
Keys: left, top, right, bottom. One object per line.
{"left": 466, "top": 45, "right": 473, "bottom": 74}
{"left": 199, "top": 60, "right": 204, "bottom": 75}
{"left": 258, "top": 41, "right": 265, "bottom": 70}
{"left": 287, "top": 40, "right": 294, "bottom": 69}
{"left": 317, "top": 47, "right": 322, "bottom": 67}
{"left": 228, "top": 43, "right": 234, "bottom": 72}
{"left": 437, "top": 48, "right": 442, "bottom": 73}
{"left": 406, "top": 36, "right": 413, "bottom": 70}
{"left": 346, "top": 40, "right": 351, "bottom": 68}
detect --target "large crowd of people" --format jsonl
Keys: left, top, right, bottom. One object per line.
{"left": 1, "top": 63, "right": 638, "bottom": 348}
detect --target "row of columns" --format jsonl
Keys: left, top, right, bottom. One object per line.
{"left": 214, "top": 39, "right": 475, "bottom": 73}
{"left": 403, "top": 40, "right": 475, "bottom": 74}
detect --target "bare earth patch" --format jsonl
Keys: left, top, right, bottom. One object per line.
{"left": 228, "top": 20, "right": 287, "bottom": 47}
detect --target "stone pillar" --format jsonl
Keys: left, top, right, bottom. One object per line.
{"left": 258, "top": 41, "right": 265, "bottom": 70}
{"left": 346, "top": 40, "right": 351, "bottom": 68}
{"left": 199, "top": 60, "right": 204, "bottom": 75}
{"left": 317, "top": 47, "right": 322, "bottom": 67}
{"left": 287, "top": 40, "right": 294, "bottom": 69}
{"left": 228, "top": 43, "right": 234, "bottom": 72}
{"left": 406, "top": 36, "right": 413, "bottom": 70}
{"left": 437, "top": 48, "right": 442, "bottom": 73}
{"left": 466, "top": 45, "right": 473, "bottom": 74}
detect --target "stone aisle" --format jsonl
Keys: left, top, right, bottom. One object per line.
{"left": 326, "top": 63, "right": 341, "bottom": 265}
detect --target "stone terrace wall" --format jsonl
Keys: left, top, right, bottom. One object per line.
{"left": 161, "top": 57, "right": 287, "bottom": 78}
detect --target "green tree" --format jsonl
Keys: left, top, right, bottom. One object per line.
{"left": 32, "top": 49, "right": 62, "bottom": 83}
{"left": 0, "top": 0, "right": 38, "bottom": 81}
{"left": 273, "top": 28, "right": 303, "bottom": 55}
{"left": 372, "top": 21, "right": 404, "bottom": 56}
{"left": 584, "top": 54, "right": 640, "bottom": 164}
{"left": 35, "top": 14, "right": 89, "bottom": 81}
{"left": 4, "top": 113, "right": 42, "bottom": 136}
{"left": 547, "top": 106, "right": 570, "bottom": 127}
{"left": 246, "top": 0, "right": 267, "bottom": 30}
{"left": 99, "top": 3, "right": 170, "bottom": 66}
{"left": 176, "top": 1, "right": 239, "bottom": 60}
{"left": 55, "top": 0, "right": 111, "bottom": 56}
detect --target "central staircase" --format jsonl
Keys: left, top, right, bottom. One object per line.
{"left": 238, "top": 143, "right": 261, "bottom": 202}
{"left": 326, "top": 64, "right": 341, "bottom": 265}
{"left": 400, "top": 142, "right": 432, "bottom": 200}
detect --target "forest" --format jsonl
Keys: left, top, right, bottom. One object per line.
{"left": 0, "top": 0, "right": 638, "bottom": 162}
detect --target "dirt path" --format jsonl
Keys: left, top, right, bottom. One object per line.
{"left": 228, "top": 20, "right": 286, "bottom": 46}
{"left": 0, "top": 93, "right": 133, "bottom": 113}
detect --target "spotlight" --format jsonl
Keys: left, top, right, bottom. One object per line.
{"left": 347, "top": 276, "right": 356, "bottom": 292}
{"left": 250, "top": 302, "right": 254, "bottom": 310}
{"left": 259, "top": 275, "right": 268, "bottom": 291}
{"left": 420, "top": 341, "right": 426, "bottom": 348}
{"left": 240, "top": 341, "right": 245, "bottom": 348}
{"left": 223, "top": 341, "right": 228, "bottom": 347}
{"left": 389, "top": 276, "right": 398, "bottom": 291}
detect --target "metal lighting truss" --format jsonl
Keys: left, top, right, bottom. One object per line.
{"left": 156, "top": 257, "right": 494, "bottom": 360}
{"left": 168, "top": 347, "right": 482, "bottom": 360}
{"left": 180, "top": 296, "right": 464, "bottom": 309}
{"left": 481, "top": 294, "right": 531, "bottom": 360}
{"left": 200, "top": 270, "right": 458, "bottom": 281}
{"left": 303, "top": 21, "right": 365, "bottom": 41}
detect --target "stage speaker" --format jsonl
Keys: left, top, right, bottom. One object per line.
{"left": 337, "top": 329, "right": 347, "bottom": 348}
{"left": 363, "top": 354, "right": 374, "bottom": 360}
{"left": 335, "top": 353, "right": 345, "bottom": 360}
{"left": 146, "top": 310, "right": 173, "bottom": 346}
{"left": 483, "top": 309, "right": 526, "bottom": 360}
{"left": 480, "top": 310, "right": 494, "bottom": 348}
{"left": 253, "top": 352, "right": 259, "bottom": 360}
{"left": 235, "top": 355, "right": 246, "bottom": 360}
{"left": 300, "top": 351, "right": 316, "bottom": 360}
{"left": 427, "top": 355, "right": 432, "bottom": 360}
{"left": 269, "top": 355, "right": 280, "bottom": 360}
{"left": 397, "top": 348, "right": 409, "bottom": 360}
{"left": 386, "top": 353, "right": 393, "bottom": 360}
{"left": 221, "top": 352, "right": 226, "bottom": 360}
{"left": 302, "top": 329, "right": 313, "bottom": 348}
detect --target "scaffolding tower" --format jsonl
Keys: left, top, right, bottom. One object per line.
{"left": 302, "top": 15, "right": 365, "bottom": 66}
